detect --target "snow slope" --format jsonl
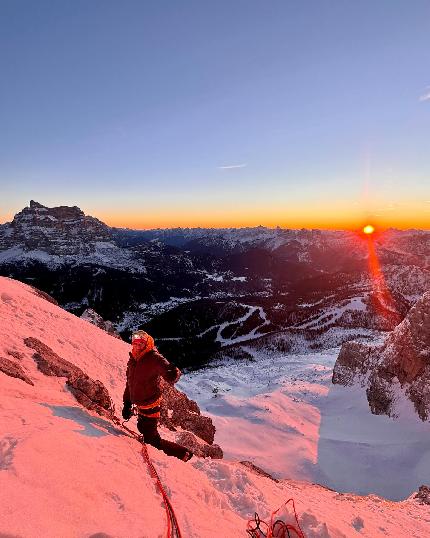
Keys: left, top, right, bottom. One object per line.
{"left": 179, "top": 347, "right": 430, "bottom": 501}
{"left": 1, "top": 277, "right": 429, "bottom": 537}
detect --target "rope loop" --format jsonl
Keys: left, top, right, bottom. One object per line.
{"left": 246, "top": 498, "right": 305, "bottom": 538}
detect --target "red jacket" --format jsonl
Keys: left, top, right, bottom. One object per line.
{"left": 123, "top": 349, "right": 181, "bottom": 406}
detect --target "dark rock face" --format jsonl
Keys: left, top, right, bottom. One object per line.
{"left": 6, "top": 349, "right": 25, "bottom": 361}
{"left": 30, "top": 285, "right": 59, "bottom": 306}
{"left": 0, "top": 356, "right": 34, "bottom": 385}
{"left": 239, "top": 461, "right": 279, "bottom": 482}
{"left": 67, "top": 376, "right": 112, "bottom": 412}
{"left": 160, "top": 380, "right": 216, "bottom": 444}
{"left": 414, "top": 485, "right": 430, "bottom": 505}
{"left": 80, "top": 308, "right": 122, "bottom": 339}
{"left": 25, "top": 337, "right": 82, "bottom": 378}
{"left": 333, "top": 292, "right": 430, "bottom": 421}
{"left": 23, "top": 337, "right": 112, "bottom": 415}
{"left": 175, "top": 431, "right": 223, "bottom": 459}
{"left": 332, "top": 340, "right": 377, "bottom": 387}
{"left": 0, "top": 200, "right": 111, "bottom": 255}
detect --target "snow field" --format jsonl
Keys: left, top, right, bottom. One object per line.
{"left": 1, "top": 277, "right": 429, "bottom": 537}
{"left": 178, "top": 346, "right": 430, "bottom": 501}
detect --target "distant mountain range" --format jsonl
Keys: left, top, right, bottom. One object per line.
{"left": 1, "top": 201, "right": 429, "bottom": 368}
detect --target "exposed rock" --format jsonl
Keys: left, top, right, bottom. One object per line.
{"left": 25, "top": 337, "right": 81, "bottom": 378}
{"left": 30, "top": 285, "right": 59, "bottom": 306}
{"left": 366, "top": 375, "right": 396, "bottom": 417}
{"left": 67, "top": 385, "right": 112, "bottom": 418}
{"left": 333, "top": 291, "right": 430, "bottom": 421}
{"left": 239, "top": 461, "right": 279, "bottom": 482}
{"left": 332, "top": 340, "right": 379, "bottom": 387}
{"left": 6, "top": 349, "right": 25, "bottom": 361}
{"left": 80, "top": 308, "right": 122, "bottom": 339}
{"left": 68, "top": 376, "right": 111, "bottom": 410}
{"left": 0, "top": 200, "right": 112, "bottom": 255}
{"left": 24, "top": 337, "right": 111, "bottom": 414}
{"left": 0, "top": 356, "right": 34, "bottom": 385}
{"left": 414, "top": 485, "right": 430, "bottom": 505}
{"left": 175, "top": 431, "right": 223, "bottom": 459}
{"left": 160, "top": 379, "right": 216, "bottom": 444}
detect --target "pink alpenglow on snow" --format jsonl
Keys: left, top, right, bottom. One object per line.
{"left": 0, "top": 276, "right": 429, "bottom": 537}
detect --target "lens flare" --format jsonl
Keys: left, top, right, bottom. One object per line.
{"left": 363, "top": 224, "right": 375, "bottom": 235}
{"left": 364, "top": 234, "right": 401, "bottom": 326}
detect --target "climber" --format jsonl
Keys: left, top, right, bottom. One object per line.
{"left": 122, "top": 330, "right": 193, "bottom": 462}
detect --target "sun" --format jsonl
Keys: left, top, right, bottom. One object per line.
{"left": 363, "top": 224, "right": 375, "bottom": 235}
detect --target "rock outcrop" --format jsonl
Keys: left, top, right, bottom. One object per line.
{"left": 333, "top": 291, "right": 430, "bottom": 420}
{"left": 80, "top": 308, "right": 122, "bottom": 339}
{"left": 160, "top": 379, "right": 216, "bottom": 444}
{"left": 0, "top": 356, "right": 34, "bottom": 385}
{"left": 239, "top": 461, "right": 279, "bottom": 482}
{"left": 175, "top": 431, "right": 223, "bottom": 459}
{"left": 30, "top": 285, "right": 59, "bottom": 306}
{"left": 24, "top": 337, "right": 112, "bottom": 416}
{"left": 414, "top": 485, "right": 430, "bottom": 505}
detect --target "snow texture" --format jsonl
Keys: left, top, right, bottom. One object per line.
{"left": 0, "top": 276, "right": 429, "bottom": 537}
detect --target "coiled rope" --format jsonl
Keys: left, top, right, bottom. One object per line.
{"left": 246, "top": 498, "right": 305, "bottom": 538}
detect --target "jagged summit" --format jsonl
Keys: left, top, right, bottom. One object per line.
{"left": 29, "top": 200, "right": 44, "bottom": 209}
{"left": 0, "top": 201, "right": 112, "bottom": 255}
{"left": 333, "top": 291, "right": 430, "bottom": 420}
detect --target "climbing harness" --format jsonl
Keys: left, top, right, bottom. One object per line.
{"left": 108, "top": 401, "right": 182, "bottom": 538}
{"left": 246, "top": 498, "right": 305, "bottom": 538}
{"left": 135, "top": 396, "right": 162, "bottom": 418}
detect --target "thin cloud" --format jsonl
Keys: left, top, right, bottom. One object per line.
{"left": 218, "top": 163, "right": 247, "bottom": 170}
{"left": 419, "top": 87, "right": 430, "bottom": 101}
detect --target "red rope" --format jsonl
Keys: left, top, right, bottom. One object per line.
{"left": 141, "top": 443, "right": 182, "bottom": 538}
{"left": 269, "top": 498, "right": 305, "bottom": 538}
{"left": 109, "top": 412, "right": 182, "bottom": 538}
{"left": 246, "top": 498, "right": 305, "bottom": 538}
{"left": 110, "top": 407, "right": 303, "bottom": 538}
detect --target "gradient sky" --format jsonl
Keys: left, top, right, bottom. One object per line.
{"left": 1, "top": 0, "right": 429, "bottom": 229}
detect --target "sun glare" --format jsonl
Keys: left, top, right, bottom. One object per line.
{"left": 363, "top": 224, "right": 375, "bottom": 235}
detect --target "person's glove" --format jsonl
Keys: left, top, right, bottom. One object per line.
{"left": 122, "top": 401, "right": 133, "bottom": 420}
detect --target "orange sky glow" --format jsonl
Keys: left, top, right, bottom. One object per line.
{"left": 95, "top": 202, "right": 430, "bottom": 230}
{"left": 1, "top": 199, "right": 429, "bottom": 231}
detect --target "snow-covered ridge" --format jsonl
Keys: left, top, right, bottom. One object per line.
{"left": 117, "top": 224, "right": 430, "bottom": 255}
{"left": 1, "top": 276, "right": 429, "bottom": 537}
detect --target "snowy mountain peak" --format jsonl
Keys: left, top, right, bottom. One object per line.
{"left": 0, "top": 201, "right": 112, "bottom": 255}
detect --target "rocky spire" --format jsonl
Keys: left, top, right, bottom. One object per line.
{"left": 29, "top": 200, "right": 45, "bottom": 209}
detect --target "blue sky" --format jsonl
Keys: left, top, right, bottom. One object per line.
{"left": 1, "top": 1, "right": 429, "bottom": 228}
